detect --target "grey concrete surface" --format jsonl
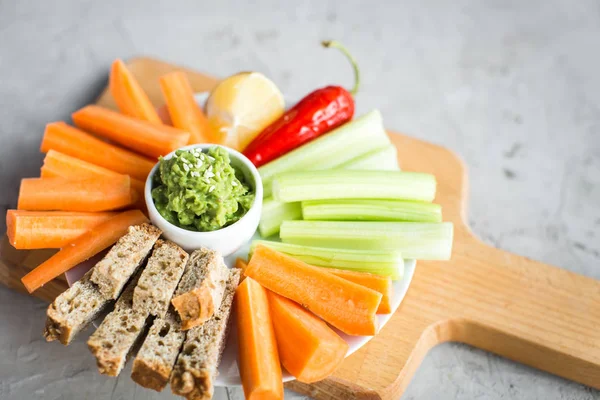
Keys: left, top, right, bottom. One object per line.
{"left": 1, "top": 0, "right": 599, "bottom": 399}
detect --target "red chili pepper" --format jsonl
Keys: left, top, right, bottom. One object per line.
{"left": 243, "top": 41, "right": 360, "bottom": 167}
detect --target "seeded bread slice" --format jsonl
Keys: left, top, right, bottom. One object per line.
{"left": 133, "top": 240, "right": 189, "bottom": 318}
{"left": 44, "top": 270, "right": 112, "bottom": 345}
{"left": 170, "top": 268, "right": 241, "bottom": 400}
{"left": 171, "top": 248, "right": 230, "bottom": 330}
{"left": 131, "top": 248, "right": 223, "bottom": 391}
{"left": 91, "top": 223, "right": 161, "bottom": 299}
{"left": 87, "top": 272, "right": 149, "bottom": 377}
{"left": 130, "top": 308, "right": 185, "bottom": 391}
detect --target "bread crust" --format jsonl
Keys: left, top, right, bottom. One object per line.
{"left": 171, "top": 249, "right": 229, "bottom": 330}
{"left": 170, "top": 269, "right": 241, "bottom": 400}
{"left": 131, "top": 309, "right": 185, "bottom": 391}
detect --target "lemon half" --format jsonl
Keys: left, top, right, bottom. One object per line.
{"left": 205, "top": 72, "right": 284, "bottom": 151}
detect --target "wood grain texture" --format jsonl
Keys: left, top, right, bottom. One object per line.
{"left": 0, "top": 57, "right": 598, "bottom": 398}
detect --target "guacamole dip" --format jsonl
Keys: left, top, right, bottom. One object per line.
{"left": 152, "top": 146, "right": 255, "bottom": 232}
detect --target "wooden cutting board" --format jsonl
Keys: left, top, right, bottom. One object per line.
{"left": 1, "top": 57, "right": 599, "bottom": 399}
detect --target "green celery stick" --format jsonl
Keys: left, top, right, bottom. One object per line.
{"left": 258, "top": 197, "right": 302, "bottom": 238}
{"left": 250, "top": 240, "right": 404, "bottom": 280}
{"left": 301, "top": 199, "right": 442, "bottom": 222}
{"left": 272, "top": 170, "right": 436, "bottom": 203}
{"left": 279, "top": 220, "right": 453, "bottom": 260}
{"left": 259, "top": 142, "right": 399, "bottom": 237}
{"left": 338, "top": 144, "right": 399, "bottom": 171}
{"left": 259, "top": 110, "right": 390, "bottom": 197}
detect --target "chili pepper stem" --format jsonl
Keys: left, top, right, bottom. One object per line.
{"left": 321, "top": 40, "right": 360, "bottom": 96}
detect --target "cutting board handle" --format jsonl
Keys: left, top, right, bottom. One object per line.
{"left": 417, "top": 236, "right": 600, "bottom": 389}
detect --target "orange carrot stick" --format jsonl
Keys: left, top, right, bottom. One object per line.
{"left": 267, "top": 291, "right": 348, "bottom": 383}
{"left": 315, "top": 267, "right": 393, "bottom": 314}
{"left": 41, "top": 150, "right": 147, "bottom": 210}
{"left": 110, "top": 59, "right": 161, "bottom": 124}
{"left": 18, "top": 177, "right": 132, "bottom": 212}
{"left": 159, "top": 71, "right": 214, "bottom": 144}
{"left": 40, "top": 122, "right": 155, "bottom": 181}
{"left": 41, "top": 150, "right": 145, "bottom": 192}
{"left": 21, "top": 210, "right": 148, "bottom": 293}
{"left": 72, "top": 105, "right": 190, "bottom": 158}
{"left": 236, "top": 277, "right": 284, "bottom": 400}
{"left": 235, "top": 257, "right": 248, "bottom": 272}
{"left": 6, "top": 210, "right": 117, "bottom": 249}
{"left": 129, "top": 178, "right": 146, "bottom": 197}
{"left": 245, "top": 245, "right": 382, "bottom": 336}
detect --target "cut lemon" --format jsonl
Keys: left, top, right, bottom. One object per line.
{"left": 205, "top": 72, "right": 284, "bottom": 151}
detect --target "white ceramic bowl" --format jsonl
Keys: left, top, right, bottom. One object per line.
{"left": 144, "top": 144, "right": 263, "bottom": 256}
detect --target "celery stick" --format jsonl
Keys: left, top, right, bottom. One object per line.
{"left": 250, "top": 240, "right": 404, "bottom": 280}
{"left": 258, "top": 197, "right": 302, "bottom": 238}
{"left": 259, "top": 110, "right": 390, "bottom": 197}
{"left": 272, "top": 170, "right": 436, "bottom": 203}
{"left": 301, "top": 199, "right": 442, "bottom": 222}
{"left": 280, "top": 221, "right": 453, "bottom": 260}
{"left": 339, "top": 144, "right": 399, "bottom": 171}
{"left": 259, "top": 137, "right": 398, "bottom": 237}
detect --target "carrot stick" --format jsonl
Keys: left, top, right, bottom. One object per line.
{"left": 6, "top": 210, "right": 117, "bottom": 249}
{"left": 40, "top": 122, "right": 155, "bottom": 181}
{"left": 129, "top": 178, "right": 146, "bottom": 197}
{"left": 110, "top": 59, "right": 162, "bottom": 124}
{"left": 267, "top": 290, "right": 348, "bottom": 383}
{"left": 41, "top": 150, "right": 145, "bottom": 192}
{"left": 245, "top": 245, "right": 382, "bottom": 336}
{"left": 235, "top": 257, "right": 248, "bottom": 272}
{"left": 236, "top": 277, "right": 284, "bottom": 400}
{"left": 21, "top": 210, "right": 148, "bottom": 293}
{"left": 41, "top": 150, "right": 147, "bottom": 210}
{"left": 159, "top": 71, "right": 214, "bottom": 144}
{"left": 72, "top": 105, "right": 190, "bottom": 158}
{"left": 18, "top": 177, "right": 133, "bottom": 212}
{"left": 315, "top": 267, "right": 393, "bottom": 314}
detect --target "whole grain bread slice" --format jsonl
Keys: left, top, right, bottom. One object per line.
{"left": 131, "top": 248, "right": 224, "bottom": 391}
{"left": 44, "top": 269, "right": 112, "bottom": 345}
{"left": 87, "top": 271, "right": 149, "bottom": 377}
{"left": 91, "top": 223, "right": 161, "bottom": 300}
{"left": 170, "top": 248, "right": 230, "bottom": 330}
{"left": 130, "top": 307, "right": 185, "bottom": 391}
{"left": 170, "top": 268, "right": 241, "bottom": 400}
{"left": 133, "top": 239, "right": 189, "bottom": 318}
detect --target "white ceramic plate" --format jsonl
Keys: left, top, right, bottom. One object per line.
{"left": 65, "top": 92, "right": 417, "bottom": 386}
